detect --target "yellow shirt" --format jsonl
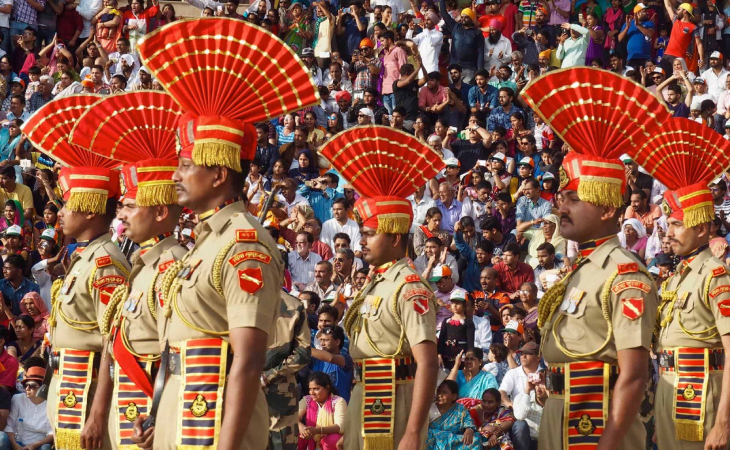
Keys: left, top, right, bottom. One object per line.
{"left": 0, "top": 184, "right": 34, "bottom": 215}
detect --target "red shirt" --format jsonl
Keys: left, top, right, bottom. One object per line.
{"left": 493, "top": 261, "right": 535, "bottom": 293}
{"left": 665, "top": 18, "right": 697, "bottom": 59}
{"left": 57, "top": 8, "right": 84, "bottom": 43}
{"left": 0, "top": 349, "right": 18, "bottom": 390}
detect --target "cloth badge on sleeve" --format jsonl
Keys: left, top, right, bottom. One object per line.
{"left": 228, "top": 250, "right": 271, "bottom": 267}
{"left": 621, "top": 298, "right": 644, "bottom": 320}
{"left": 718, "top": 299, "right": 730, "bottom": 317}
{"left": 617, "top": 263, "right": 638, "bottom": 274}
{"left": 709, "top": 285, "right": 730, "bottom": 299}
{"left": 238, "top": 267, "right": 264, "bottom": 293}
{"left": 404, "top": 274, "right": 421, "bottom": 283}
{"left": 612, "top": 280, "right": 651, "bottom": 294}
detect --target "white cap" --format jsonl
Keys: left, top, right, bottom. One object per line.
{"left": 444, "top": 157, "right": 461, "bottom": 167}
{"left": 5, "top": 225, "right": 22, "bottom": 237}
{"left": 653, "top": 67, "right": 666, "bottom": 75}
{"left": 181, "top": 228, "right": 195, "bottom": 239}
{"left": 359, "top": 108, "right": 374, "bottom": 118}
{"left": 517, "top": 157, "right": 534, "bottom": 168}
{"left": 40, "top": 228, "right": 58, "bottom": 242}
{"left": 710, "top": 51, "right": 724, "bottom": 60}
{"left": 491, "top": 152, "right": 506, "bottom": 163}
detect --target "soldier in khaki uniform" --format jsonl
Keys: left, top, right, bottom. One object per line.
{"left": 628, "top": 120, "right": 730, "bottom": 450}
{"left": 67, "top": 91, "right": 187, "bottom": 450}
{"left": 131, "top": 18, "right": 321, "bottom": 450}
{"left": 318, "top": 126, "right": 445, "bottom": 450}
{"left": 264, "top": 291, "right": 311, "bottom": 450}
{"left": 521, "top": 68, "right": 661, "bottom": 450}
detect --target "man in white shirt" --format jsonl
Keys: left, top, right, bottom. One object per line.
{"left": 288, "top": 230, "right": 323, "bottom": 290}
{"left": 466, "top": 290, "right": 492, "bottom": 352}
{"left": 320, "top": 198, "right": 362, "bottom": 252}
{"left": 370, "top": 0, "right": 403, "bottom": 22}
{"left": 484, "top": 19, "right": 512, "bottom": 72}
{"left": 106, "top": 37, "right": 140, "bottom": 75}
{"left": 499, "top": 341, "right": 541, "bottom": 450}
{"left": 408, "top": 183, "right": 435, "bottom": 234}
{"left": 701, "top": 51, "right": 728, "bottom": 102}
{"left": 280, "top": 178, "right": 311, "bottom": 215}
{"left": 461, "top": 181, "right": 491, "bottom": 231}
{"left": 405, "top": 11, "right": 443, "bottom": 76}
{"left": 76, "top": 0, "right": 103, "bottom": 41}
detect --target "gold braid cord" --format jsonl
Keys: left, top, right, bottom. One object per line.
{"left": 48, "top": 278, "right": 64, "bottom": 328}
{"left": 101, "top": 284, "right": 128, "bottom": 336}
{"left": 212, "top": 239, "right": 237, "bottom": 297}
{"left": 343, "top": 276, "right": 384, "bottom": 337}
{"left": 147, "top": 269, "right": 160, "bottom": 321}
{"left": 537, "top": 273, "right": 573, "bottom": 329}
{"left": 159, "top": 260, "right": 184, "bottom": 319}
{"left": 655, "top": 274, "right": 718, "bottom": 341}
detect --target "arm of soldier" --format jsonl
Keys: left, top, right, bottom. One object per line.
{"left": 705, "top": 273, "right": 730, "bottom": 450}
{"left": 80, "top": 338, "right": 114, "bottom": 450}
{"left": 597, "top": 347, "right": 649, "bottom": 450}
{"left": 262, "top": 306, "right": 311, "bottom": 384}
{"left": 397, "top": 286, "right": 439, "bottom": 450}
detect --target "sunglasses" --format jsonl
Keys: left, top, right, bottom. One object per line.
{"left": 24, "top": 382, "right": 40, "bottom": 389}
{"left": 328, "top": 116, "right": 337, "bottom": 120}
{"left": 358, "top": 114, "right": 368, "bottom": 118}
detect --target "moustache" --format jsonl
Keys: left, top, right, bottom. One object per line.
{"left": 560, "top": 214, "right": 573, "bottom": 224}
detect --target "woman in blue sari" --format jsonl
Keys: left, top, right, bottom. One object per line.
{"left": 447, "top": 348, "right": 499, "bottom": 408}
{"left": 426, "top": 380, "right": 481, "bottom": 450}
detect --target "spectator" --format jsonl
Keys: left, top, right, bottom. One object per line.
{"left": 309, "top": 326, "right": 354, "bottom": 403}
{"left": 300, "top": 217, "right": 334, "bottom": 260}
{"left": 514, "top": 178, "right": 551, "bottom": 230}
{"left": 519, "top": 213, "right": 565, "bottom": 268}
{"left": 298, "top": 372, "right": 346, "bottom": 449}
{"left": 623, "top": 188, "right": 662, "bottom": 235}
{"left": 533, "top": 242, "right": 564, "bottom": 292}
{"left": 702, "top": 51, "right": 728, "bottom": 102}
{"left": 661, "top": 0, "right": 703, "bottom": 74}
{"left": 299, "top": 290, "right": 321, "bottom": 331}
{"left": 332, "top": 248, "right": 354, "bottom": 287}
{"left": 6, "top": 314, "right": 40, "bottom": 365}
{"left": 446, "top": 348, "right": 499, "bottom": 403}
{"left": 18, "top": 291, "right": 47, "bottom": 340}
{"left": 280, "top": 127, "right": 311, "bottom": 171}
{"left": 408, "top": 183, "right": 436, "bottom": 234}
{"left": 493, "top": 242, "right": 534, "bottom": 297}
{"left": 323, "top": 61, "right": 352, "bottom": 96}
{"left": 288, "top": 148, "right": 319, "bottom": 186}
{"left": 471, "top": 388, "right": 515, "bottom": 449}
{"left": 379, "top": 30, "right": 407, "bottom": 113}
{"left": 0, "top": 0, "right": 9, "bottom": 57}
{"left": 26, "top": 74, "right": 53, "bottom": 113}
{"left": 511, "top": 367, "right": 545, "bottom": 447}
{"left": 437, "top": 1, "right": 483, "bottom": 83}
{"left": 330, "top": 232, "right": 364, "bottom": 270}
{"left": 413, "top": 206, "right": 452, "bottom": 256}
{"left": 480, "top": 215, "right": 516, "bottom": 258}
{"left": 57, "top": 0, "right": 84, "bottom": 49}
{"left": 320, "top": 198, "right": 361, "bottom": 252}
{"left": 620, "top": 154, "right": 653, "bottom": 201}
{"left": 419, "top": 71, "right": 450, "bottom": 124}
{"left": 6, "top": 359, "right": 52, "bottom": 450}
{"left": 485, "top": 20, "right": 512, "bottom": 74}
{"left": 416, "top": 236, "right": 460, "bottom": 285}
{"left": 0, "top": 326, "right": 17, "bottom": 390}
{"left": 449, "top": 119, "right": 491, "bottom": 173}
{"left": 5, "top": 94, "right": 29, "bottom": 122}
{"left": 276, "top": 113, "right": 296, "bottom": 147}
{"left": 469, "top": 69, "right": 498, "bottom": 120}
{"left": 662, "top": 81, "right": 691, "bottom": 118}
{"left": 483, "top": 342, "right": 510, "bottom": 385}
{"left": 346, "top": 88, "right": 388, "bottom": 125}
{"left": 30, "top": 229, "right": 60, "bottom": 308}
{"left": 515, "top": 282, "right": 538, "bottom": 329}
{"left": 555, "top": 22, "right": 589, "bottom": 67}
{"left": 460, "top": 181, "right": 492, "bottom": 231}
{"left": 405, "top": 10, "right": 442, "bottom": 74}
{"left": 305, "top": 261, "right": 337, "bottom": 299}
{"left": 487, "top": 87, "right": 522, "bottom": 132}
{"left": 431, "top": 264, "right": 458, "bottom": 330}
{"left": 454, "top": 221, "right": 493, "bottom": 292}
{"left": 336, "top": 2, "right": 368, "bottom": 64}
{"left": 437, "top": 289, "right": 475, "bottom": 370}
{"left": 618, "top": 4, "right": 655, "bottom": 69}
{"left": 499, "top": 341, "right": 540, "bottom": 450}
{"left": 255, "top": 123, "right": 279, "bottom": 175}
{"left": 349, "top": 38, "right": 380, "bottom": 98}
{"left": 426, "top": 380, "right": 479, "bottom": 449}
{"left": 288, "top": 231, "right": 323, "bottom": 290}
{"left": 466, "top": 289, "right": 493, "bottom": 354}
{"left": 435, "top": 182, "right": 463, "bottom": 233}
{"left": 620, "top": 218, "right": 648, "bottom": 260}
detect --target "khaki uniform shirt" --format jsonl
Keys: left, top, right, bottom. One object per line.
{"left": 541, "top": 237, "right": 657, "bottom": 363}
{"left": 656, "top": 247, "right": 730, "bottom": 350}
{"left": 263, "top": 292, "right": 311, "bottom": 431}
{"left": 51, "top": 235, "right": 130, "bottom": 351}
{"left": 348, "top": 258, "right": 437, "bottom": 360}
{"left": 117, "top": 236, "right": 187, "bottom": 356}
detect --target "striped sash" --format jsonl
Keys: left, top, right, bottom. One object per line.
{"left": 55, "top": 349, "right": 96, "bottom": 450}
{"left": 114, "top": 360, "right": 153, "bottom": 450}
{"left": 674, "top": 348, "right": 709, "bottom": 442}
{"left": 563, "top": 361, "right": 609, "bottom": 450}
{"left": 177, "top": 338, "right": 228, "bottom": 450}
{"left": 361, "top": 358, "right": 396, "bottom": 450}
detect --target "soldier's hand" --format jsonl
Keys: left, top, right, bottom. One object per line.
{"left": 80, "top": 415, "right": 106, "bottom": 450}
{"left": 131, "top": 416, "right": 154, "bottom": 449}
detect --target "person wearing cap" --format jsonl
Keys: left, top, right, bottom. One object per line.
{"left": 620, "top": 154, "right": 654, "bottom": 204}
{"left": 436, "top": 288, "right": 474, "bottom": 370}
{"left": 691, "top": 76, "right": 714, "bottom": 105}
{"left": 349, "top": 37, "right": 381, "bottom": 99}
{"left": 6, "top": 360, "right": 54, "bottom": 450}
{"left": 31, "top": 228, "right": 60, "bottom": 308}
{"left": 701, "top": 51, "right": 728, "bottom": 103}
{"left": 438, "top": 0, "right": 484, "bottom": 84}
{"left": 629, "top": 123, "right": 730, "bottom": 450}
{"left": 484, "top": 18, "right": 511, "bottom": 73}
{"left": 499, "top": 340, "right": 540, "bottom": 450}
{"left": 661, "top": 0, "right": 703, "bottom": 73}
{"left": 618, "top": 3, "right": 655, "bottom": 69}
{"left": 405, "top": 10, "right": 442, "bottom": 75}
{"left": 416, "top": 236, "right": 460, "bottom": 286}
{"left": 522, "top": 69, "right": 660, "bottom": 450}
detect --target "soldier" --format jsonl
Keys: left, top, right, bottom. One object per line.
{"left": 132, "top": 18, "right": 321, "bottom": 450}
{"left": 629, "top": 120, "right": 730, "bottom": 450}
{"left": 21, "top": 94, "right": 130, "bottom": 450}
{"left": 66, "top": 91, "right": 187, "bottom": 450}
{"left": 318, "top": 126, "right": 444, "bottom": 450}
{"left": 521, "top": 68, "right": 663, "bottom": 450}
{"left": 264, "top": 292, "right": 311, "bottom": 450}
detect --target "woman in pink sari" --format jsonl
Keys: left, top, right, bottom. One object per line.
{"left": 19, "top": 292, "right": 50, "bottom": 340}
{"left": 298, "top": 372, "right": 346, "bottom": 450}
{"left": 603, "top": 0, "right": 624, "bottom": 57}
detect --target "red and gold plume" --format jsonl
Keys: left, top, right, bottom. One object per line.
{"left": 629, "top": 118, "right": 730, "bottom": 227}
{"left": 70, "top": 91, "right": 184, "bottom": 206}
{"left": 22, "top": 95, "right": 121, "bottom": 214}
{"left": 521, "top": 67, "right": 671, "bottom": 207}
{"left": 320, "top": 126, "right": 443, "bottom": 234}
{"left": 138, "top": 18, "right": 320, "bottom": 172}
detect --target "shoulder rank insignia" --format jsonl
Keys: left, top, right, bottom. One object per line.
{"left": 712, "top": 266, "right": 727, "bottom": 278}
{"left": 235, "top": 229, "right": 258, "bottom": 243}
{"left": 228, "top": 250, "right": 271, "bottom": 267}
{"left": 95, "top": 255, "right": 112, "bottom": 268}
{"left": 617, "top": 263, "right": 638, "bottom": 275}
{"left": 405, "top": 274, "right": 421, "bottom": 283}
{"left": 158, "top": 259, "right": 175, "bottom": 273}
{"left": 621, "top": 298, "right": 644, "bottom": 320}
{"left": 238, "top": 267, "right": 264, "bottom": 293}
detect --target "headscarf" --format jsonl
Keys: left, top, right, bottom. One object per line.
{"left": 542, "top": 214, "right": 565, "bottom": 249}
{"left": 646, "top": 215, "right": 667, "bottom": 261}
{"left": 3, "top": 199, "right": 23, "bottom": 228}
{"left": 618, "top": 218, "right": 647, "bottom": 250}
{"left": 20, "top": 292, "right": 50, "bottom": 340}
{"left": 527, "top": 213, "right": 566, "bottom": 268}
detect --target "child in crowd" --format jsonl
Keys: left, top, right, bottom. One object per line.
{"left": 438, "top": 289, "right": 475, "bottom": 370}
{"left": 654, "top": 27, "right": 668, "bottom": 63}
{"left": 483, "top": 343, "right": 510, "bottom": 385}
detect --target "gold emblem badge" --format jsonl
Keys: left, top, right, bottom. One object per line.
{"left": 661, "top": 199, "right": 673, "bottom": 218}
{"left": 683, "top": 384, "right": 697, "bottom": 401}
{"left": 124, "top": 402, "right": 139, "bottom": 422}
{"left": 558, "top": 166, "right": 569, "bottom": 190}
{"left": 370, "top": 399, "right": 385, "bottom": 415}
{"left": 576, "top": 414, "right": 596, "bottom": 436}
{"left": 63, "top": 391, "right": 78, "bottom": 408}
{"left": 190, "top": 394, "right": 209, "bottom": 417}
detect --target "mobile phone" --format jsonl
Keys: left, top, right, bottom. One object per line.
{"left": 342, "top": 7, "right": 350, "bottom": 13}
{"left": 528, "top": 373, "right": 541, "bottom": 384}
{"left": 478, "top": 159, "right": 487, "bottom": 167}
{"left": 578, "top": 13, "right": 584, "bottom": 22}
{"left": 448, "top": 126, "right": 458, "bottom": 134}
{"left": 304, "top": 180, "right": 314, "bottom": 187}
{"left": 413, "top": 17, "right": 421, "bottom": 23}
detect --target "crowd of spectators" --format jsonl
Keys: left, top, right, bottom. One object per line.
{"left": 0, "top": 0, "right": 721, "bottom": 446}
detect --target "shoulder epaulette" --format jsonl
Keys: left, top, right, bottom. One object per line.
{"left": 96, "top": 255, "right": 112, "bottom": 268}
{"left": 617, "top": 262, "right": 639, "bottom": 275}
{"left": 712, "top": 266, "right": 727, "bottom": 278}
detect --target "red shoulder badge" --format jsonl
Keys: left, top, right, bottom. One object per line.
{"left": 718, "top": 299, "right": 730, "bottom": 317}
{"left": 92, "top": 275, "right": 125, "bottom": 305}
{"left": 158, "top": 259, "right": 174, "bottom": 273}
{"left": 405, "top": 274, "right": 421, "bottom": 283}
{"left": 236, "top": 229, "right": 258, "bottom": 243}
{"left": 95, "top": 255, "right": 112, "bottom": 268}
{"left": 621, "top": 298, "right": 644, "bottom": 320}
{"left": 404, "top": 288, "right": 431, "bottom": 316}
{"left": 228, "top": 250, "right": 272, "bottom": 267}
{"left": 712, "top": 266, "right": 727, "bottom": 278}
{"left": 617, "top": 263, "right": 638, "bottom": 275}
{"left": 238, "top": 267, "right": 264, "bottom": 294}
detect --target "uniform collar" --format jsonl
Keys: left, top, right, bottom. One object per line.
{"left": 138, "top": 232, "right": 174, "bottom": 256}
{"left": 137, "top": 235, "right": 181, "bottom": 268}
{"left": 681, "top": 244, "right": 711, "bottom": 274}
{"left": 196, "top": 200, "right": 246, "bottom": 237}
{"left": 379, "top": 258, "right": 410, "bottom": 281}
{"left": 76, "top": 234, "right": 111, "bottom": 262}
{"left": 198, "top": 197, "right": 243, "bottom": 222}
{"left": 580, "top": 235, "right": 620, "bottom": 267}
